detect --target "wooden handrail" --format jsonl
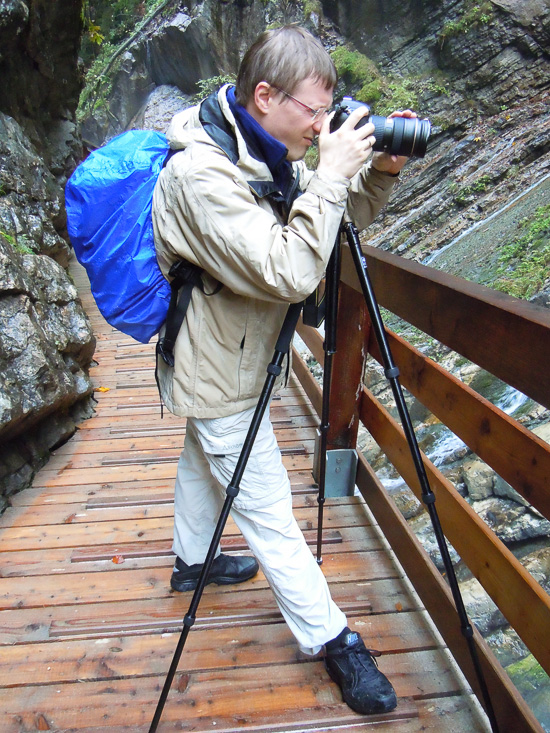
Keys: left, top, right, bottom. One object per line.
{"left": 340, "top": 245, "right": 550, "bottom": 411}
{"left": 291, "top": 342, "right": 543, "bottom": 732}
{"left": 369, "top": 330, "right": 550, "bottom": 521}
{"left": 294, "top": 243, "right": 550, "bottom": 732}
{"left": 360, "top": 386, "right": 550, "bottom": 680}
{"left": 296, "top": 322, "right": 550, "bottom": 678}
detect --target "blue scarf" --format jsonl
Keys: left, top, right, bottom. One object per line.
{"left": 226, "top": 86, "right": 294, "bottom": 197}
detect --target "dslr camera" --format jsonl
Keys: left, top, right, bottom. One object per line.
{"left": 331, "top": 97, "right": 431, "bottom": 159}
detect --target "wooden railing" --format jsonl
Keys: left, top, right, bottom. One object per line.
{"left": 293, "top": 243, "right": 550, "bottom": 733}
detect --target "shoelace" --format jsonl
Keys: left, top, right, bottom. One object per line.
{"left": 361, "top": 647, "right": 383, "bottom": 668}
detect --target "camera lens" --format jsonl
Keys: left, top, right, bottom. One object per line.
{"left": 370, "top": 115, "right": 431, "bottom": 158}
{"left": 330, "top": 98, "right": 431, "bottom": 158}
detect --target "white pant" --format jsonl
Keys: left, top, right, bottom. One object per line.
{"left": 173, "top": 406, "right": 347, "bottom": 655}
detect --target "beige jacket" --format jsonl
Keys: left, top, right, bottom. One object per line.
{"left": 152, "top": 86, "right": 397, "bottom": 418}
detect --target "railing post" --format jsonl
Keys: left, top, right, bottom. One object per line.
{"left": 325, "top": 280, "right": 371, "bottom": 452}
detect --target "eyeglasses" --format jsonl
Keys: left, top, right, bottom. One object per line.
{"left": 271, "top": 86, "right": 332, "bottom": 121}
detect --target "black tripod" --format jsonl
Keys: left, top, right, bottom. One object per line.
{"left": 314, "top": 221, "right": 499, "bottom": 733}
{"left": 149, "top": 222, "right": 498, "bottom": 733}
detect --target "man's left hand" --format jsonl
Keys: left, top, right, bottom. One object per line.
{"left": 371, "top": 109, "right": 418, "bottom": 176}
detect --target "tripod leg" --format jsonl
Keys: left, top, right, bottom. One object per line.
{"left": 149, "top": 302, "right": 303, "bottom": 732}
{"left": 343, "top": 222, "right": 499, "bottom": 733}
{"left": 316, "top": 238, "right": 342, "bottom": 564}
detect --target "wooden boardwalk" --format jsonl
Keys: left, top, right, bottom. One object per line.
{"left": 0, "top": 259, "right": 492, "bottom": 732}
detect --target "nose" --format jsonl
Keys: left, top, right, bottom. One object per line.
{"left": 312, "top": 116, "right": 324, "bottom": 134}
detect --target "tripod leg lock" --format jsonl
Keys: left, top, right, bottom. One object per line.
{"left": 226, "top": 485, "right": 239, "bottom": 498}
{"left": 422, "top": 491, "right": 437, "bottom": 505}
{"left": 184, "top": 614, "right": 196, "bottom": 628}
{"left": 267, "top": 363, "right": 282, "bottom": 376}
{"left": 385, "top": 366, "right": 400, "bottom": 379}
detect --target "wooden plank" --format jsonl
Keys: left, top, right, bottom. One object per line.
{"left": 67, "top": 529, "right": 343, "bottom": 563}
{"left": 340, "top": 244, "right": 550, "bottom": 410}
{"left": 43, "top": 439, "right": 315, "bottom": 471}
{"left": 8, "top": 469, "right": 318, "bottom": 508}
{"left": 369, "top": 328, "right": 550, "bottom": 521}
{"left": 27, "top": 452, "right": 314, "bottom": 487}
{"left": 0, "top": 652, "right": 467, "bottom": 732}
{"left": 0, "top": 487, "right": 323, "bottom": 528}
{"left": 62, "top": 421, "right": 317, "bottom": 448}
{"left": 1, "top": 698, "right": 486, "bottom": 733}
{"left": 0, "top": 549, "right": 400, "bottom": 610}
{"left": 0, "top": 577, "right": 413, "bottom": 644}
{"left": 0, "top": 611, "right": 438, "bottom": 688}
{"left": 0, "top": 526, "right": 380, "bottom": 579}
{"left": 0, "top": 501, "right": 370, "bottom": 551}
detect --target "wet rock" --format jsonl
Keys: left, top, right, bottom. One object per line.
{"left": 485, "top": 626, "right": 529, "bottom": 668}
{"left": 462, "top": 457, "right": 494, "bottom": 501}
{"left": 0, "top": 0, "right": 95, "bottom": 507}
{"left": 408, "top": 511, "right": 461, "bottom": 569}
{"left": 130, "top": 85, "right": 192, "bottom": 133}
{"left": 0, "top": 231, "right": 95, "bottom": 501}
{"left": 523, "top": 545, "right": 550, "bottom": 594}
{"left": 472, "top": 497, "right": 550, "bottom": 543}
{"left": 459, "top": 575, "right": 508, "bottom": 635}
{"left": 0, "top": 113, "right": 70, "bottom": 265}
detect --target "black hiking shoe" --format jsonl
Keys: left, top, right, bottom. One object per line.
{"left": 325, "top": 627, "right": 397, "bottom": 715}
{"left": 170, "top": 553, "right": 259, "bottom": 592}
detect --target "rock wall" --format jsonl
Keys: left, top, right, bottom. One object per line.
{"left": 0, "top": 1, "right": 96, "bottom": 510}
{"left": 80, "top": 0, "right": 271, "bottom": 147}
{"left": 320, "top": 0, "right": 550, "bottom": 264}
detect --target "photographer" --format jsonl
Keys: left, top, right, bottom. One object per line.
{"left": 152, "top": 25, "right": 414, "bottom": 715}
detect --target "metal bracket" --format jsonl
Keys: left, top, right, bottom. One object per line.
{"left": 313, "top": 430, "right": 358, "bottom": 497}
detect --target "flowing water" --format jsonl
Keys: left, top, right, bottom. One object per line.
{"left": 422, "top": 173, "right": 550, "bottom": 284}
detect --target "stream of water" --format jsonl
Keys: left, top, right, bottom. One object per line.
{"left": 422, "top": 172, "right": 550, "bottom": 274}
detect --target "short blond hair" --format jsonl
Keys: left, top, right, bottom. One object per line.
{"left": 235, "top": 25, "right": 337, "bottom": 106}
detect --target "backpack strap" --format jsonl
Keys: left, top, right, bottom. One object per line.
{"left": 156, "top": 260, "right": 221, "bottom": 367}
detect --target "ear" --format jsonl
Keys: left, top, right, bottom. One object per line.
{"left": 252, "top": 81, "right": 273, "bottom": 116}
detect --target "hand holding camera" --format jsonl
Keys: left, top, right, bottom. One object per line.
{"left": 318, "top": 97, "right": 431, "bottom": 179}
{"left": 317, "top": 104, "right": 377, "bottom": 180}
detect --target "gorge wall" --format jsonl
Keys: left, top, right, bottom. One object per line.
{"left": 0, "top": 1, "right": 95, "bottom": 508}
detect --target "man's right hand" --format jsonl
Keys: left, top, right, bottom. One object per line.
{"left": 317, "top": 106, "right": 376, "bottom": 180}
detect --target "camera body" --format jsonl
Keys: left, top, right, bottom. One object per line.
{"left": 330, "top": 97, "right": 431, "bottom": 159}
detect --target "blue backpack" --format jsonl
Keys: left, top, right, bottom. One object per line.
{"left": 66, "top": 130, "right": 177, "bottom": 344}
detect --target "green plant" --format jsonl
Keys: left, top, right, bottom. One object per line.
{"left": 330, "top": 46, "right": 380, "bottom": 89}
{"left": 453, "top": 174, "right": 492, "bottom": 205}
{"left": 193, "top": 74, "right": 237, "bottom": 102}
{"left": 425, "top": 77, "right": 450, "bottom": 97}
{"left": 438, "top": 1, "right": 493, "bottom": 47}
{"left": 375, "top": 78, "right": 418, "bottom": 116}
{"left": 330, "top": 46, "right": 420, "bottom": 114}
{"left": 0, "top": 230, "right": 34, "bottom": 254}
{"left": 303, "top": 0, "right": 322, "bottom": 19}
{"left": 356, "top": 79, "right": 383, "bottom": 106}
{"left": 0, "top": 230, "right": 15, "bottom": 246}
{"left": 493, "top": 204, "right": 550, "bottom": 299}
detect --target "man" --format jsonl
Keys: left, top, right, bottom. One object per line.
{"left": 153, "top": 25, "right": 413, "bottom": 716}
